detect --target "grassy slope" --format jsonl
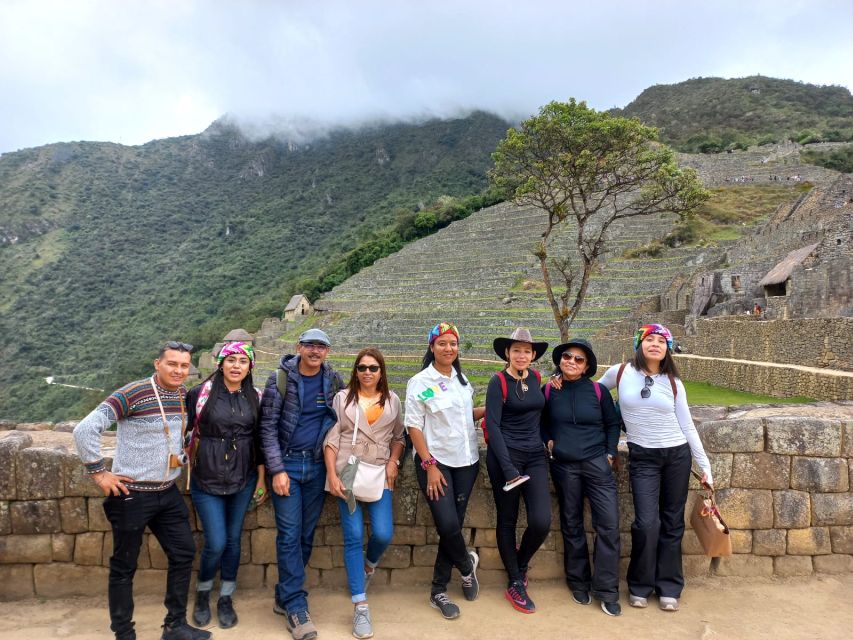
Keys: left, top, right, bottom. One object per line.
{"left": 612, "top": 76, "right": 853, "bottom": 152}
{"left": 0, "top": 113, "right": 512, "bottom": 421}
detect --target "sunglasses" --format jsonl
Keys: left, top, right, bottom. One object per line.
{"left": 356, "top": 364, "right": 381, "bottom": 373}
{"left": 641, "top": 375, "right": 655, "bottom": 399}
{"left": 561, "top": 353, "right": 587, "bottom": 363}
{"left": 164, "top": 341, "right": 193, "bottom": 352}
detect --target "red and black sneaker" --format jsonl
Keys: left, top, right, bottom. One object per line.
{"left": 505, "top": 580, "right": 536, "bottom": 614}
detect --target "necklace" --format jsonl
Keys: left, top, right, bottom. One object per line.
{"left": 358, "top": 393, "right": 380, "bottom": 410}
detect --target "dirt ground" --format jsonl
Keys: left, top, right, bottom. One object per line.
{"left": 3, "top": 574, "right": 851, "bottom": 640}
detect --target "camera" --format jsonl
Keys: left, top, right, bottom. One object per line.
{"left": 169, "top": 452, "right": 189, "bottom": 469}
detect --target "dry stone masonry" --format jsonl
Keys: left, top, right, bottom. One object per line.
{"left": 2, "top": 411, "right": 851, "bottom": 600}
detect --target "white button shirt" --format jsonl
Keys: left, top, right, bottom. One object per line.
{"left": 404, "top": 364, "right": 479, "bottom": 468}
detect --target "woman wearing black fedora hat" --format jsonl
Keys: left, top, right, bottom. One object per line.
{"left": 542, "top": 339, "right": 622, "bottom": 617}
{"left": 484, "top": 328, "right": 551, "bottom": 614}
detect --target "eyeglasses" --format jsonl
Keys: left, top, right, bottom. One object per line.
{"left": 164, "top": 341, "right": 193, "bottom": 352}
{"left": 641, "top": 375, "right": 655, "bottom": 399}
{"left": 356, "top": 364, "right": 380, "bottom": 373}
{"left": 561, "top": 353, "right": 587, "bottom": 363}
{"left": 299, "top": 342, "right": 329, "bottom": 352}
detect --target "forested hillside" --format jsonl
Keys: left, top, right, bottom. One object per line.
{"left": 0, "top": 112, "right": 511, "bottom": 420}
{"left": 613, "top": 76, "right": 853, "bottom": 153}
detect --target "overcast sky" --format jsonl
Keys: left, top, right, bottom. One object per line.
{"left": 0, "top": 0, "right": 851, "bottom": 154}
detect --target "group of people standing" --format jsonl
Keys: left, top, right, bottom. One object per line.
{"left": 74, "top": 321, "right": 713, "bottom": 640}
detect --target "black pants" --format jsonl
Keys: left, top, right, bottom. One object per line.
{"left": 486, "top": 447, "right": 552, "bottom": 583}
{"left": 415, "top": 456, "right": 478, "bottom": 596}
{"left": 627, "top": 442, "right": 692, "bottom": 599}
{"left": 550, "top": 455, "right": 620, "bottom": 603}
{"left": 103, "top": 484, "right": 196, "bottom": 640}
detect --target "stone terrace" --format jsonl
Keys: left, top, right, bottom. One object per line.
{"left": 253, "top": 199, "right": 716, "bottom": 398}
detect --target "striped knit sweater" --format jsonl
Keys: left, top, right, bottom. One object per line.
{"left": 73, "top": 376, "right": 186, "bottom": 488}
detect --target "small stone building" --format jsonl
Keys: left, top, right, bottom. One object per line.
{"left": 758, "top": 243, "right": 820, "bottom": 318}
{"left": 284, "top": 294, "right": 313, "bottom": 321}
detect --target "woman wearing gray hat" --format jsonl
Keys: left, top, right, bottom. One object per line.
{"left": 542, "top": 339, "right": 622, "bottom": 617}
{"left": 485, "top": 328, "right": 551, "bottom": 614}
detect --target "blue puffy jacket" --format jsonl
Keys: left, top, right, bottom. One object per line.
{"left": 259, "top": 354, "right": 344, "bottom": 475}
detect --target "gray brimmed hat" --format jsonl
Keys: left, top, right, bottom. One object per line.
{"left": 493, "top": 328, "right": 548, "bottom": 362}
{"left": 552, "top": 339, "right": 597, "bottom": 377}
{"left": 298, "top": 328, "right": 331, "bottom": 346}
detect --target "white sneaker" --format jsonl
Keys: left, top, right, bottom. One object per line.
{"left": 659, "top": 597, "right": 679, "bottom": 611}
{"left": 629, "top": 594, "right": 648, "bottom": 608}
{"left": 352, "top": 604, "right": 373, "bottom": 638}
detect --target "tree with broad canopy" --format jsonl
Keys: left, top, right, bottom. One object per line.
{"left": 490, "top": 99, "right": 710, "bottom": 341}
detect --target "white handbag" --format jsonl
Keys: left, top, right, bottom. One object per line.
{"left": 342, "top": 408, "right": 386, "bottom": 503}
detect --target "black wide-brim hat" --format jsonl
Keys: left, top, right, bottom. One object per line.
{"left": 493, "top": 328, "right": 548, "bottom": 362}
{"left": 552, "top": 339, "right": 598, "bottom": 377}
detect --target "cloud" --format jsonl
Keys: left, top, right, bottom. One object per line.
{"left": 0, "top": 0, "right": 850, "bottom": 152}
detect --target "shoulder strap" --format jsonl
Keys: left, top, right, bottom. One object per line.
{"left": 592, "top": 381, "right": 602, "bottom": 403}
{"left": 276, "top": 368, "right": 288, "bottom": 398}
{"left": 544, "top": 381, "right": 551, "bottom": 401}
{"left": 616, "top": 362, "right": 628, "bottom": 395}
{"left": 531, "top": 369, "right": 542, "bottom": 384}
{"left": 497, "top": 370, "right": 508, "bottom": 402}
{"left": 194, "top": 380, "right": 214, "bottom": 425}
{"left": 668, "top": 374, "right": 678, "bottom": 399}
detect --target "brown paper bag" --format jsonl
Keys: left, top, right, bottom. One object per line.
{"left": 690, "top": 489, "right": 732, "bottom": 557}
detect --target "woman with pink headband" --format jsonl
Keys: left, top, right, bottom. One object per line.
{"left": 598, "top": 324, "right": 713, "bottom": 613}
{"left": 186, "top": 341, "right": 267, "bottom": 629}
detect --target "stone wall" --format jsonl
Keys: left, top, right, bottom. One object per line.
{"left": 675, "top": 355, "right": 853, "bottom": 402}
{"left": 2, "top": 417, "right": 852, "bottom": 600}
{"left": 681, "top": 317, "right": 853, "bottom": 371}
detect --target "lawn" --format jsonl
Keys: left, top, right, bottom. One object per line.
{"left": 680, "top": 380, "right": 814, "bottom": 406}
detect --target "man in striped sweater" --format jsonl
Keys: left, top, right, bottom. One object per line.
{"left": 74, "top": 342, "right": 211, "bottom": 640}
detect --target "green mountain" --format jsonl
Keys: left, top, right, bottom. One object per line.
{"left": 612, "top": 76, "right": 853, "bottom": 153}
{"left": 0, "top": 112, "right": 511, "bottom": 421}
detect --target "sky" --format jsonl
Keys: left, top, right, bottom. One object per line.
{"left": 0, "top": 0, "right": 851, "bottom": 154}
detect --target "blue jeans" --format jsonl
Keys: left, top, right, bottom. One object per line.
{"left": 271, "top": 451, "right": 327, "bottom": 614}
{"left": 191, "top": 473, "right": 257, "bottom": 592}
{"left": 337, "top": 489, "right": 394, "bottom": 603}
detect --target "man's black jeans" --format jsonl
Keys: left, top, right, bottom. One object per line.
{"left": 627, "top": 442, "right": 692, "bottom": 599}
{"left": 414, "top": 456, "right": 478, "bottom": 596}
{"left": 103, "top": 484, "right": 196, "bottom": 639}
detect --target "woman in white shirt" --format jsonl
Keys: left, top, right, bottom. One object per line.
{"left": 598, "top": 324, "right": 712, "bottom": 613}
{"left": 404, "top": 322, "right": 485, "bottom": 621}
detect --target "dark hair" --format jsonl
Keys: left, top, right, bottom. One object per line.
{"left": 632, "top": 345, "right": 681, "bottom": 379}
{"left": 420, "top": 348, "right": 469, "bottom": 386}
{"left": 198, "top": 366, "right": 259, "bottom": 424}
{"left": 345, "top": 347, "right": 391, "bottom": 409}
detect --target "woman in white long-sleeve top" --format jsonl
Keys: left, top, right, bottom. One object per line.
{"left": 597, "top": 324, "right": 713, "bottom": 613}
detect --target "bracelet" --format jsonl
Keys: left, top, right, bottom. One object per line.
{"left": 420, "top": 456, "right": 438, "bottom": 470}
{"left": 84, "top": 459, "right": 107, "bottom": 475}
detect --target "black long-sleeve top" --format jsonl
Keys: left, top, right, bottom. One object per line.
{"left": 485, "top": 371, "right": 546, "bottom": 481}
{"left": 540, "top": 378, "right": 620, "bottom": 461}
{"left": 186, "top": 384, "right": 263, "bottom": 495}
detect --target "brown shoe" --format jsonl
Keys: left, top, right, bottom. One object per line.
{"left": 286, "top": 610, "right": 318, "bottom": 640}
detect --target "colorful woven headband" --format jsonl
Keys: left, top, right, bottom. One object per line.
{"left": 428, "top": 322, "right": 460, "bottom": 345}
{"left": 217, "top": 341, "right": 255, "bottom": 368}
{"left": 633, "top": 324, "right": 673, "bottom": 352}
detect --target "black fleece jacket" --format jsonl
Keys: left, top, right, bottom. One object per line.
{"left": 540, "top": 377, "right": 620, "bottom": 462}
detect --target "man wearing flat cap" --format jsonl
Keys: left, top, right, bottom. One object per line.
{"left": 260, "top": 328, "right": 344, "bottom": 640}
